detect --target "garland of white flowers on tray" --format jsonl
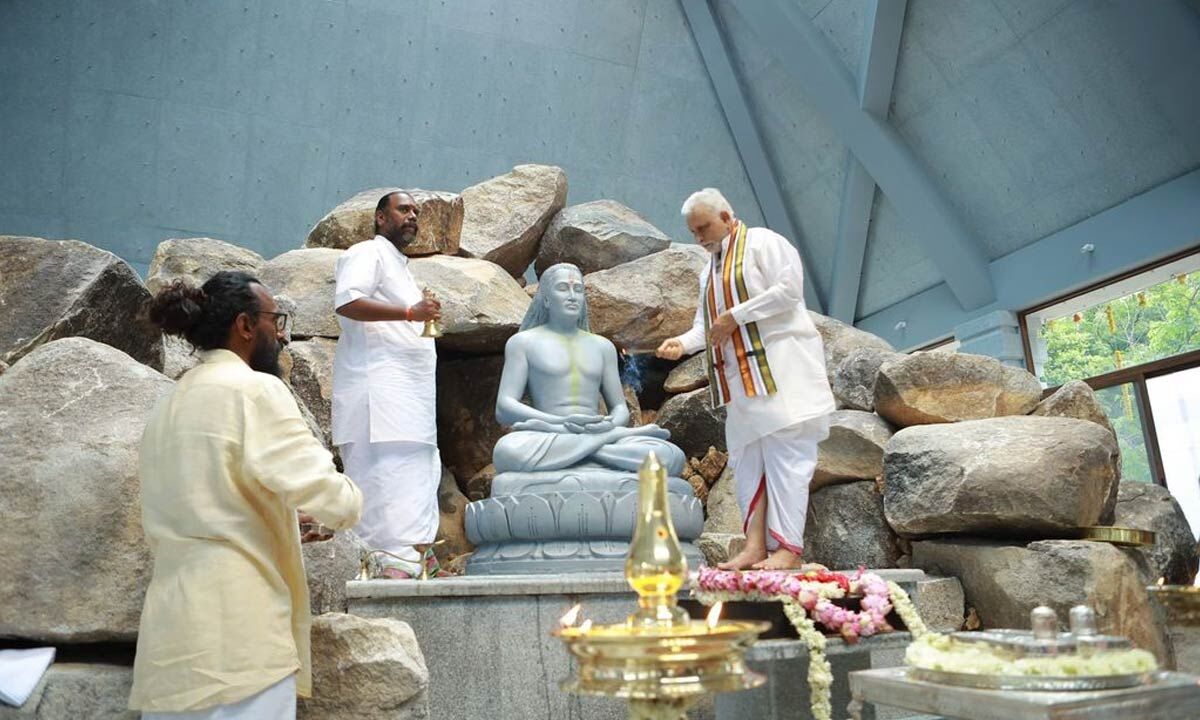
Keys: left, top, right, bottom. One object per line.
{"left": 694, "top": 566, "right": 926, "bottom": 720}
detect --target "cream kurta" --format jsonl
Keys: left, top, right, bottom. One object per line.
{"left": 130, "top": 350, "right": 362, "bottom": 712}
{"left": 678, "top": 226, "right": 835, "bottom": 450}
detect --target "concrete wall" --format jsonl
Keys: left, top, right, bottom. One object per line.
{"left": 0, "top": 0, "right": 762, "bottom": 275}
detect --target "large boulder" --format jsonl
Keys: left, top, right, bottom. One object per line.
{"left": 0, "top": 236, "right": 162, "bottom": 370}
{"left": 260, "top": 249, "right": 342, "bottom": 339}
{"left": 1114, "top": 483, "right": 1197, "bottom": 585}
{"left": 1033, "top": 380, "right": 1120, "bottom": 523}
{"left": 664, "top": 353, "right": 709, "bottom": 394}
{"left": 812, "top": 410, "right": 893, "bottom": 489}
{"left": 656, "top": 387, "right": 727, "bottom": 460}
{"left": 306, "top": 188, "right": 462, "bottom": 257}
{"left": 304, "top": 529, "right": 370, "bottom": 615}
{"left": 459, "top": 164, "right": 568, "bottom": 277}
{"left": 884, "top": 416, "right": 1120, "bottom": 538}
{"left": 161, "top": 335, "right": 201, "bottom": 380}
{"left": 436, "top": 354, "right": 508, "bottom": 485}
{"left": 436, "top": 465, "right": 474, "bottom": 563}
{"left": 281, "top": 337, "right": 337, "bottom": 449}
{"left": 535, "top": 199, "right": 672, "bottom": 276}
{"left": 831, "top": 346, "right": 903, "bottom": 412}
{"left": 704, "top": 466, "right": 742, "bottom": 536}
{"left": 300, "top": 613, "right": 430, "bottom": 720}
{"left": 585, "top": 245, "right": 708, "bottom": 353}
{"left": 874, "top": 352, "right": 1044, "bottom": 427}
{"left": 1032, "top": 380, "right": 1115, "bottom": 435}
{"left": 0, "top": 663, "right": 137, "bottom": 719}
{"left": 0, "top": 338, "right": 173, "bottom": 641}
{"left": 808, "top": 312, "right": 894, "bottom": 387}
{"left": 409, "top": 256, "right": 529, "bottom": 353}
{"left": 145, "top": 237, "right": 265, "bottom": 294}
{"left": 804, "top": 481, "right": 901, "bottom": 569}
{"left": 911, "top": 538, "right": 1169, "bottom": 661}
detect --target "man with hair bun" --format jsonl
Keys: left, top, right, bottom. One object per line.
{"left": 130, "top": 270, "right": 363, "bottom": 719}
{"left": 657, "top": 188, "right": 834, "bottom": 571}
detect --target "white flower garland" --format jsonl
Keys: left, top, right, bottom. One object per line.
{"left": 886, "top": 580, "right": 927, "bottom": 639}
{"left": 782, "top": 600, "right": 833, "bottom": 720}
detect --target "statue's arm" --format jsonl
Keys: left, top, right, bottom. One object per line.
{"left": 598, "top": 339, "right": 631, "bottom": 428}
{"left": 494, "top": 335, "right": 569, "bottom": 428}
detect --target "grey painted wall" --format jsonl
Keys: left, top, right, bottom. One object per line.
{"left": 0, "top": 0, "right": 763, "bottom": 275}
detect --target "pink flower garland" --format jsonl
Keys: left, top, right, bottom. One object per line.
{"left": 695, "top": 566, "right": 895, "bottom": 643}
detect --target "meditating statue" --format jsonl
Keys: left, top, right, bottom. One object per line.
{"left": 492, "top": 263, "right": 686, "bottom": 476}
{"left": 465, "top": 263, "right": 703, "bottom": 574}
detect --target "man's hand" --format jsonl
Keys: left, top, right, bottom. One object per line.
{"left": 656, "top": 338, "right": 684, "bottom": 361}
{"left": 298, "top": 511, "right": 333, "bottom": 543}
{"left": 407, "top": 298, "right": 442, "bottom": 322}
{"left": 709, "top": 312, "right": 738, "bottom": 345}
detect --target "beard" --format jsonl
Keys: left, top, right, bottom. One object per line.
{"left": 389, "top": 222, "right": 419, "bottom": 248}
{"left": 249, "top": 332, "right": 282, "bottom": 377}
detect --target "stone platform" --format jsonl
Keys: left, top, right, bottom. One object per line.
{"left": 347, "top": 569, "right": 961, "bottom": 720}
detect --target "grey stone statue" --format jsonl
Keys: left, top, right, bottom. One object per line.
{"left": 493, "top": 263, "right": 686, "bottom": 476}
{"left": 464, "top": 263, "right": 703, "bottom": 574}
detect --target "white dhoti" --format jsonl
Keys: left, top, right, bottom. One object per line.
{"left": 339, "top": 440, "right": 441, "bottom": 571}
{"left": 142, "top": 674, "right": 296, "bottom": 720}
{"left": 728, "top": 414, "right": 830, "bottom": 555}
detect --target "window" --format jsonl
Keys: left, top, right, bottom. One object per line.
{"left": 1019, "top": 249, "right": 1200, "bottom": 538}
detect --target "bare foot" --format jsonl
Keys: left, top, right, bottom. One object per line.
{"left": 750, "top": 548, "right": 804, "bottom": 570}
{"left": 717, "top": 547, "right": 768, "bottom": 570}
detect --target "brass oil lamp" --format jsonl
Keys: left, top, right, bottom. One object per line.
{"left": 554, "top": 453, "right": 768, "bottom": 720}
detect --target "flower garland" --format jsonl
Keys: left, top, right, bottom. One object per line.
{"left": 694, "top": 566, "right": 895, "bottom": 642}
{"left": 782, "top": 600, "right": 833, "bottom": 720}
{"left": 695, "top": 567, "right": 926, "bottom": 720}
{"left": 886, "top": 580, "right": 927, "bottom": 639}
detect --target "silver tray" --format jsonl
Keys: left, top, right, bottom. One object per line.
{"left": 908, "top": 666, "right": 1152, "bottom": 691}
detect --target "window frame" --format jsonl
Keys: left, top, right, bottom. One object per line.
{"left": 1018, "top": 247, "right": 1200, "bottom": 486}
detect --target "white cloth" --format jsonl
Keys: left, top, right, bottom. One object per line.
{"left": 332, "top": 235, "right": 437, "bottom": 446}
{"left": 340, "top": 440, "right": 441, "bottom": 566}
{"left": 729, "top": 415, "right": 830, "bottom": 553}
{"left": 142, "top": 674, "right": 296, "bottom": 720}
{"left": 0, "top": 647, "right": 55, "bottom": 707}
{"left": 678, "top": 226, "right": 835, "bottom": 451}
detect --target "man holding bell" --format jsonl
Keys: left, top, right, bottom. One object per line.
{"left": 333, "top": 190, "right": 444, "bottom": 579}
{"left": 657, "top": 188, "right": 834, "bottom": 571}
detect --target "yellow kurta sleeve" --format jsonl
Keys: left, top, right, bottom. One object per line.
{"left": 242, "top": 377, "right": 363, "bottom": 530}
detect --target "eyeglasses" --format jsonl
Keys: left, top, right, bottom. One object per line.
{"left": 257, "top": 311, "right": 289, "bottom": 332}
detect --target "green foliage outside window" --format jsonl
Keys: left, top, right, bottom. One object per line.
{"left": 1036, "top": 271, "right": 1200, "bottom": 484}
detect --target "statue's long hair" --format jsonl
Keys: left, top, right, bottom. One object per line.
{"left": 520, "top": 263, "right": 591, "bottom": 332}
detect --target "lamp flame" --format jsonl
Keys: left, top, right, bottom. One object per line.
{"left": 706, "top": 602, "right": 724, "bottom": 630}
{"left": 578, "top": 619, "right": 593, "bottom": 633}
{"left": 560, "top": 603, "right": 582, "bottom": 627}
{"left": 1157, "top": 577, "right": 1166, "bottom": 587}
{"left": 1194, "top": 573, "right": 1200, "bottom": 588}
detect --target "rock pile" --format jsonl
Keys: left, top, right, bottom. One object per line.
{"left": 2, "top": 160, "right": 1196, "bottom": 715}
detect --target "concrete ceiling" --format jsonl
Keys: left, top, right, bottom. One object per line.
{"left": 712, "top": 0, "right": 1200, "bottom": 320}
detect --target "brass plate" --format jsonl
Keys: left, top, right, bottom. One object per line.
{"left": 1077, "top": 526, "right": 1156, "bottom": 546}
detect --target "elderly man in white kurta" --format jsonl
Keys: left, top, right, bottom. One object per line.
{"left": 333, "top": 191, "right": 444, "bottom": 579}
{"left": 657, "top": 188, "right": 835, "bottom": 571}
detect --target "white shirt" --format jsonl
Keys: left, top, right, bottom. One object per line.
{"left": 678, "top": 226, "right": 835, "bottom": 450}
{"left": 332, "top": 236, "right": 437, "bottom": 446}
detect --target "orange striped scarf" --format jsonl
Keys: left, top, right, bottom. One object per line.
{"left": 704, "top": 221, "right": 777, "bottom": 408}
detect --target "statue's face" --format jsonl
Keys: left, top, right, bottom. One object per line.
{"left": 544, "top": 268, "right": 585, "bottom": 323}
